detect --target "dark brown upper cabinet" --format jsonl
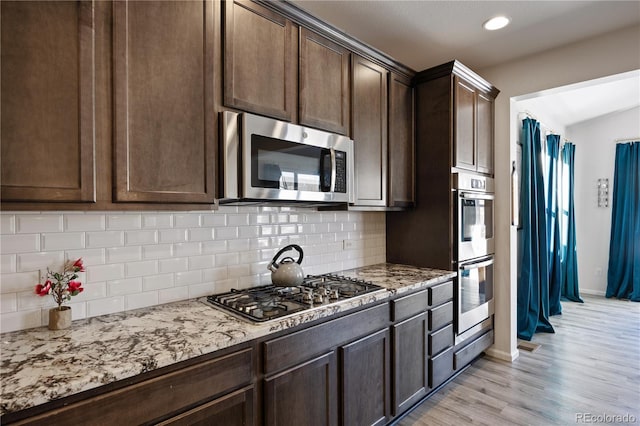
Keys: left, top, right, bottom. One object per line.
{"left": 223, "top": 0, "right": 297, "bottom": 122}
{"left": 388, "top": 72, "right": 415, "bottom": 208}
{"left": 1, "top": 1, "right": 96, "bottom": 203}
{"left": 113, "top": 0, "right": 216, "bottom": 203}
{"left": 352, "top": 55, "right": 389, "bottom": 207}
{"left": 453, "top": 74, "right": 496, "bottom": 176}
{"left": 299, "top": 28, "right": 350, "bottom": 135}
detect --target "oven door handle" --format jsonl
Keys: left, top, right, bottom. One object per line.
{"left": 459, "top": 192, "right": 494, "bottom": 200}
{"left": 460, "top": 257, "right": 494, "bottom": 270}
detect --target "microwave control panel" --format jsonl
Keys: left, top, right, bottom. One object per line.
{"left": 334, "top": 151, "right": 347, "bottom": 193}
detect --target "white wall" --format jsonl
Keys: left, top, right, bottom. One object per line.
{"left": 0, "top": 207, "right": 386, "bottom": 333}
{"left": 477, "top": 24, "right": 640, "bottom": 360}
{"left": 566, "top": 106, "right": 640, "bottom": 296}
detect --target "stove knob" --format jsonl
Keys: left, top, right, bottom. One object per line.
{"left": 302, "top": 290, "right": 313, "bottom": 303}
{"left": 318, "top": 287, "right": 328, "bottom": 297}
{"left": 313, "top": 293, "right": 324, "bottom": 304}
{"left": 330, "top": 289, "right": 340, "bottom": 300}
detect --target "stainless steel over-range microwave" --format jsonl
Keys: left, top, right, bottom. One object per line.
{"left": 220, "top": 111, "right": 354, "bottom": 205}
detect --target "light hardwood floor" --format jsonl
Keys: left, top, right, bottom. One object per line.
{"left": 398, "top": 295, "right": 640, "bottom": 426}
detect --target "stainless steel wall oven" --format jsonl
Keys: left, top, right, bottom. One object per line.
{"left": 454, "top": 173, "right": 495, "bottom": 344}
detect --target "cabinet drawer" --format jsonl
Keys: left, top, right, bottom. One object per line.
{"left": 429, "top": 347, "right": 453, "bottom": 389}
{"left": 429, "top": 281, "right": 453, "bottom": 307}
{"left": 429, "top": 324, "right": 453, "bottom": 356}
{"left": 428, "top": 301, "right": 453, "bottom": 331}
{"left": 454, "top": 330, "right": 494, "bottom": 370}
{"left": 391, "top": 289, "right": 428, "bottom": 322}
{"left": 263, "top": 303, "right": 388, "bottom": 375}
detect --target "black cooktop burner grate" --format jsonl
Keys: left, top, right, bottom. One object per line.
{"left": 207, "top": 274, "right": 382, "bottom": 322}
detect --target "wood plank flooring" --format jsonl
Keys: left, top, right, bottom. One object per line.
{"left": 398, "top": 295, "right": 640, "bottom": 425}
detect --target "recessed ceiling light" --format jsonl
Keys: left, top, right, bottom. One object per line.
{"left": 483, "top": 16, "right": 510, "bottom": 31}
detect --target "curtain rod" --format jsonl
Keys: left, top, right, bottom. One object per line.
{"left": 518, "top": 111, "right": 570, "bottom": 144}
{"left": 615, "top": 137, "right": 640, "bottom": 143}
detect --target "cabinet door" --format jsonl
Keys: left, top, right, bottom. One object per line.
{"left": 392, "top": 313, "right": 427, "bottom": 416}
{"left": 476, "top": 93, "right": 494, "bottom": 175}
{"left": 352, "top": 55, "right": 388, "bottom": 207}
{"left": 158, "top": 386, "right": 254, "bottom": 426}
{"left": 341, "top": 329, "right": 390, "bottom": 426}
{"left": 113, "top": 0, "right": 215, "bottom": 203}
{"left": 454, "top": 77, "right": 476, "bottom": 172}
{"left": 224, "top": 0, "right": 297, "bottom": 121}
{"left": 388, "top": 72, "right": 415, "bottom": 208}
{"left": 264, "top": 352, "right": 338, "bottom": 426}
{"left": 1, "top": 1, "right": 95, "bottom": 202}
{"left": 299, "top": 28, "right": 350, "bottom": 135}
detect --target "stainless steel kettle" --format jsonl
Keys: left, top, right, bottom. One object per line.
{"left": 268, "top": 244, "right": 304, "bottom": 287}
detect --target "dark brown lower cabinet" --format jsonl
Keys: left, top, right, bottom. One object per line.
{"left": 392, "top": 313, "right": 428, "bottom": 415}
{"left": 341, "top": 329, "right": 391, "bottom": 426}
{"left": 158, "top": 386, "right": 254, "bottom": 426}
{"left": 264, "top": 352, "right": 338, "bottom": 426}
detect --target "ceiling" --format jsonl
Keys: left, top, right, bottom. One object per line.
{"left": 290, "top": 0, "right": 640, "bottom": 128}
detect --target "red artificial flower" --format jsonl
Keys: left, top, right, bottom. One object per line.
{"left": 68, "top": 281, "right": 84, "bottom": 294}
{"left": 72, "top": 258, "right": 85, "bottom": 272}
{"left": 35, "top": 280, "right": 52, "bottom": 296}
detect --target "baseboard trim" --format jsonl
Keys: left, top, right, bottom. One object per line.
{"left": 485, "top": 347, "right": 519, "bottom": 362}
{"left": 579, "top": 289, "right": 606, "bottom": 297}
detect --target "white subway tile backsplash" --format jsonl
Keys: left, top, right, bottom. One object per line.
{"left": 158, "top": 286, "right": 189, "bottom": 304}
{"left": 16, "top": 215, "right": 63, "bottom": 233}
{"left": 66, "top": 248, "right": 106, "bottom": 266}
{"left": 142, "top": 214, "right": 173, "bottom": 229}
{"left": 1, "top": 234, "right": 40, "bottom": 253}
{"left": 125, "top": 230, "right": 158, "bottom": 246}
{"left": 87, "top": 231, "right": 125, "bottom": 248}
{"left": 106, "top": 246, "right": 142, "bottom": 264}
{"left": 0, "top": 293, "right": 17, "bottom": 313}
{"left": 158, "top": 229, "right": 188, "bottom": 244}
{"left": 174, "top": 270, "right": 203, "bottom": 286}
{"left": 1, "top": 254, "right": 16, "bottom": 274}
{"left": 88, "top": 263, "right": 125, "bottom": 282}
{"left": 87, "top": 296, "right": 124, "bottom": 317}
{"left": 1, "top": 215, "right": 16, "bottom": 234}
{"left": 106, "top": 214, "right": 142, "bottom": 230}
{"left": 158, "top": 257, "right": 189, "bottom": 273}
{"left": 125, "top": 292, "right": 159, "bottom": 310}
{"left": 64, "top": 214, "right": 105, "bottom": 231}
{"left": 188, "top": 228, "right": 214, "bottom": 242}
{"left": 0, "top": 209, "right": 385, "bottom": 332}
{"left": 174, "top": 213, "right": 201, "bottom": 228}
{"left": 41, "top": 232, "right": 85, "bottom": 251}
{"left": 125, "top": 260, "right": 158, "bottom": 278}
{"left": 143, "top": 244, "right": 173, "bottom": 260}
{"left": 1, "top": 309, "right": 42, "bottom": 333}
{"left": 108, "top": 277, "right": 143, "bottom": 296}
{"left": 17, "top": 252, "right": 65, "bottom": 273}
{"left": 142, "top": 273, "right": 174, "bottom": 291}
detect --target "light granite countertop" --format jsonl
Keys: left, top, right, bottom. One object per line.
{"left": 0, "top": 263, "right": 455, "bottom": 417}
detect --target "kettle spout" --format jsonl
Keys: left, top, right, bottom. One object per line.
{"left": 267, "top": 263, "right": 278, "bottom": 273}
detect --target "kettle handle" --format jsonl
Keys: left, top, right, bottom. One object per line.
{"left": 270, "top": 244, "right": 304, "bottom": 269}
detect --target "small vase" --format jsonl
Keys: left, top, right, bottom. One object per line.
{"left": 48, "top": 306, "right": 72, "bottom": 330}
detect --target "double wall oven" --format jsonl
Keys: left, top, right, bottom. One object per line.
{"left": 454, "top": 172, "right": 495, "bottom": 344}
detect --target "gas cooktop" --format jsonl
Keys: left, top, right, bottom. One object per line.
{"left": 207, "top": 274, "right": 384, "bottom": 322}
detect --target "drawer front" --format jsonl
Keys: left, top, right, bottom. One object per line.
{"left": 428, "top": 301, "right": 453, "bottom": 331}
{"left": 263, "top": 303, "right": 389, "bottom": 375}
{"left": 454, "top": 330, "right": 494, "bottom": 370}
{"left": 429, "top": 347, "right": 453, "bottom": 389}
{"left": 391, "top": 289, "right": 428, "bottom": 322}
{"left": 429, "top": 324, "right": 453, "bottom": 356}
{"left": 428, "top": 280, "right": 453, "bottom": 307}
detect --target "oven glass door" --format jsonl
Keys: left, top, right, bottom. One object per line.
{"left": 458, "top": 256, "right": 494, "bottom": 333}
{"left": 458, "top": 192, "right": 494, "bottom": 260}
{"left": 251, "top": 135, "right": 332, "bottom": 193}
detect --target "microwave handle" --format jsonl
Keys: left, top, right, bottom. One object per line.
{"left": 460, "top": 257, "right": 494, "bottom": 270}
{"left": 330, "top": 148, "right": 337, "bottom": 193}
{"left": 460, "top": 192, "right": 494, "bottom": 200}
